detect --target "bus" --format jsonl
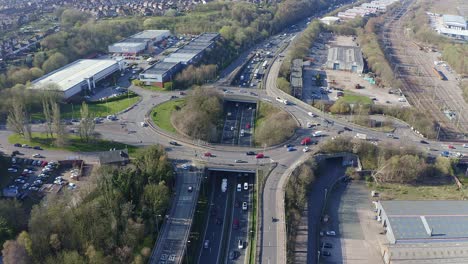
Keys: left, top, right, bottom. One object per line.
{"left": 262, "top": 60, "right": 268, "bottom": 69}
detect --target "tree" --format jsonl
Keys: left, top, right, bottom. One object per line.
{"left": 79, "top": 102, "right": 95, "bottom": 142}
{"left": 42, "top": 52, "right": 68, "bottom": 73}
{"left": 2, "top": 240, "right": 30, "bottom": 264}
{"left": 16, "top": 232, "right": 32, "bottom": 256}
{"left": 52, "top": 102, "right": 66, "bottom": 146}
{"left": 277, "top": 77, "right": 291, "bottom": 94}
{"left": 40, "top": 88, "right": 61, "bottom": 139}
{"left": 6, "top": 97, "right": 30, "bottom": 140}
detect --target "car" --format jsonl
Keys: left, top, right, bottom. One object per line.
{"left": 32, "top": 153, "right": 42, "bottom": 158}
{"left": 228, "top": 251, "right": 237, "bottom": 260}
{"left": 204, "top": 240, "right": 210, "bottom": 249}
{"left": 33, "top": 146, "right": 42, "bottom": 150}
{"left": 14, "top": 179, "right": 25, "bottom": 184}
{"left": 284, "top": 144, "right": 293, "bottom": 148}
{"left": 238, "top": 239, "right": 244, "bottom": 249}
{"left": 235, "top": 159, "right": 246, "bottom": 163}
{"left": 179, "top": 91, "right": 186, "bottom": 95}
{"left": 463, "top": 144, "right": 468, "bottom": 148}
{"left": 344, "top": 126, "right": 352, "bottom": 131}
{"left": 181, "top": 164, "right": 190, "bottom": 170}
{"left": 12, "top": 150, "right": 21, "bottom": 156}
{"left": 448, "top": 145, "right": 456, "bottom": 149}
{"left": 29, "top": 186, "right": 39, "bottom": 191}
{"left": 322, "top": 251, "right": 331, "bottom": 257}
{"left": 387, "top": 133, "right": 394, "bottom": 138}
{"left": 244, "top": 182, "right": 248, "bottom": 190}
{"left": 237, "top": 184, "right": 242, "bottom": 192}
{"left": 233, "top": 218, "right": 239, "bottom": 229}
{"left": 287, "top": 147, "right": 295, "bottom": 152}
{"left": 321, "top": 242, "right": 332, "bottom": 248}
{"left": 169, "top": 141, "right": 178, "bottom": 146}
{"left": 22, "top": 183, "right": 30, "bottom": 190}
{"left": 14, "top": 143, "right": 22, "bottom": 147}
{"left": 204, "top": 152, "right": 212, "bottom": 157}
{"left": 242, "top": 202, "right": 248, "bottom": 211}
{"left": 246, "top": 151, "right": 256, "bottom": 156}
{"left": 188, "top": 186, "right": 193, "bottom": 192}
{"left": 303, "top": 147, "right": 310, "bottom": 152}
{"left": 7, "top": 168, "right": 17, "bottom": 173}
{"left": 255, "top": 153, "right": 264, "bottom": 159}
{"left": 420, "top": 140, "right": 429, "bottom": 144}
{"left": 170, "top": 95, "right": 178, "bottom": 99}
{"left": 337, "top": 129, "right": 344, "bottom": 134}
{"left": 21, "top": 144, "right": 30, "bottom": 148}
{"left": 326, "top": 231, "right": 336, "bottom": 236}
{"left": 307, "top": 112, "right": 318, "bottom": 117}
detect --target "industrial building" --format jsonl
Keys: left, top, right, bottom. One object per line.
{"left": 140, "top": 32, "right": 220, "bottom": 87}
{"left": 320, "top": 16, "right": 340, "bottom": 25}
{"left": 108, "top": 30, "right": 171, "bottom": 54}
{"left": 139, "top": 61, "right": 182, "bottom": 87}
{"left": 31, "top": 59, "right": 122, "bottom": 99}
{"left": 442, "top": 15, "right": 467, "bottom": 30}
{"left": 290, "top": 59, "right": 303, "bottom": 99}
{"left": 337, "top": 0, "right": 398, "bottom": 20}
{"left": 326, "top": 45, "right": 364, "bottom": 73}
{"left": 376, "top": 200, "right": 468, "bottom": 264}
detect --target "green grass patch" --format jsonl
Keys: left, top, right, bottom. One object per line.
{"left": 151, "top": 99, "right": 186, "bottom": 133}
{"left": 8, "top": 133, "right": 137, "bottom": 154}
{"left": 31, "top": 95, "right": 140, "bottom": 120}
{"left": 338, "top": 91, "right": 373, "bottom": 105}
{"left": 368, "top": 182, "right": 466, "bottom": 200}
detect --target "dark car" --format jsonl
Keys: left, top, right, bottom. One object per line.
{"left": 169, "top": 141, "right": 178, "bottom": 146}
{"left": 12, "top": 150, "right": 20, "bottom": 156}
{"left": 246, "top": 151, "right": 256, "bottom": 156}
{"left": 229, "top": 251, "right": 238, "bottom": 260}
{"left": 321, "top": 242, "right": 332, "bottom": 248}
{"left": 14, "top": 143, "right": 22, "bottom": 147}
{"left": 420, "top": 140, "right": 429, "bottom": 144}
{"left": 343, "top": 126, "right": 352, "bottom": 131}
{"left": 337, "top": 129, "right": 344, "bottom": 134}
{"left": 33, "top": 146, "right": 42, "bottom": 150}
{"left": 322, "top": 251, "right": 331, "bottom": 257}
{"left": 170, "top": 95, "right": 178, "bottom": 99}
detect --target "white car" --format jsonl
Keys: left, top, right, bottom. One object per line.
{"left": 243, "top": 182, "right": 248, "bottom": 190}
{"left": 463, "top": 144, "right": 468, "bottom": 148}
{"left": 326, "top": 231, "right": 336, "bottom": 236}
{"left": 237, "top": 184, "right": 242, "bottom": 192}
{"left": 32, "top": 153, "right": 42, "bottom": 158}
{"left": 181, "top": 164, "right": 190, "bottom": 170}
{"left": 303, "top": 147, "right": 310, "bottom": 152}
{"left": 307, "top": 112, "right": 317, "bottom": 117}
{"left": 238, "top": 239, "right": 243, "bottom": 249}
{"left": 7, "top": 168, "right": 17, "bottom": 173}
{"left": 242, "top": 202, "right": 248, "bottom": 211}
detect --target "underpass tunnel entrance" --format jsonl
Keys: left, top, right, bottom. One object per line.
{"left": 221, "top": 100, "right": 257, "bottom": 147}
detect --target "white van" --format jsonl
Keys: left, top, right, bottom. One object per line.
{"left": 237, "top": 183, "right": 242, "bottom": 192}
{"left": 240, "top": 129, "right": 245, "bottom": 137}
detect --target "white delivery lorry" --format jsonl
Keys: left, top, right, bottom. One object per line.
{"left": 355, "top": 133, "right": 367, "bottom": 140}
{"left": 221, "top": 178, "right": 227, "bottom": 193}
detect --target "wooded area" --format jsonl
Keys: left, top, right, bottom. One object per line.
{"left": 172, "top": 87, "right": 223, "bottom": 141}
{"left": 1, "top": 145, "right": 173, "bottom": 264}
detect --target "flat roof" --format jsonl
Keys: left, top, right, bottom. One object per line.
{"left": 443, "top": 15, "right": 467, "bottom": 28}
{"left": 143, "top": 61, "right": 179, "bottom": 75}
{"left": 32, "top": 59, "right": 117, "bottom": 91}
{"left": 110, "top": 42, "right": 145, "bottom": 48}
{"left": 327, "top": 45, "right": 364, "bottom": 68}
{"left": 130, "top": 30, "right": 170, "bottom": 39}
{"left": 381, "top": 201, "right": 468, "bottom": 242}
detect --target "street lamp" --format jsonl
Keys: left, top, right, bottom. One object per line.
{"left": 155, "top": 214, "right": 162, "bottom": 235}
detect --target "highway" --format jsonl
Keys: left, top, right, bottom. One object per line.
{"left": 1, "top": 3, "right": 468, "bottom": 264}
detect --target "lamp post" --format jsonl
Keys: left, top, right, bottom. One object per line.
{"left": 155, "top": 214, "right": 162, "bottom": 235}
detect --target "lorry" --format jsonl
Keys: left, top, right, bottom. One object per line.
{"left": 275, "top": 97, "right": 289, "bottom": 105}
{"left": 221, "top": 178, "right": 227, "bottom": 193}
{"left": 355, "top": 133, "right": 367, "bottom": 140}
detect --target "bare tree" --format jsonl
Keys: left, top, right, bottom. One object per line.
{"left": 79, "top": 102, "right": 95, "bottom": 142}
{"left": 6, "top": 97, "right": 31, "bottom": 140}
{"left": 40, "top": 85, "right": 61, "bottom": 139}
{"left": 2, "top": 240, "right": 30, "bottom": 264}
{"left": 52, "top": 103, "right": 66, "bottom": 147}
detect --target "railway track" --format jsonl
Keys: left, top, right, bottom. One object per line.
{"left": 381, "top": 0, "right": 468, "bottom": 139}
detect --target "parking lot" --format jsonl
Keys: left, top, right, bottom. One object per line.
{"left": 3, "top": 147, "right": 82, "bottom": 202}
{"left": 221, "top": 101, "right": 256, "bottom": 147}
{"left": 198, "top": 171, "right": 254, "bottom": 264}
{"left": 320, "top": 180, "right": 382, "bottom": 264}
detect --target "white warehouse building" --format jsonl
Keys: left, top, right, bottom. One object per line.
{"left": 31, "top": 59, "right": 122, "bottom": 99}
{"left": 108, "top": 30, "right": 171, "bottom": 54}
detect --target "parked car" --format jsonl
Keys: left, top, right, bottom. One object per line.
{"left": 344, "top": 126, "right": 352, "bottom": 131}
{"left": 204, "top": 152, "right": 213, "bottom": 157}
{"left": 32, "top": 153, "right": 42, "bottom": 158}
{"left": 187, "top": 186, "right": 193, "bottom": 192}
{"left": 237, "top": 184, "right": 242, "bottom": 192}
{"left": 204, "top": 240, "right": 210, "bottom": 249}
{"left": 33, "top": 146, "right": 42, "bottom": 150}
{"left": 7, "top": 168, "right": 17, "bottom": 173}
{"left": 420, "top": 140, "right": 429, "bottom": 144}
{"left": 287, "top": 147, "right": 295, "bottom": 152}
{"left": 169, "top": 141, "right": 178, "bottom": 146}
{"left": 255, "top": 153, "right": 264, "bottom": 159}
{"left": 326, "top": 231, "right": 336, "bottom": 236}
{"left": 303, "top": 147, "right": 310, "bottom": 152}
{"left": 21, "top": 144, "right": 30, "bottom": 148}
{"left": 238, "top": 240, "right": 243, "bottom": 249}
{"left": 322, "top": 251, "right": 331, "bottom": 257}
{"left": 246, "top": 151, "right": 256, "bottom": 156}
{"left": 13, "top": 143, "right": 22, "bottom": 147}
{"left": 243, "top": 182, "right": 248, "bottom": 190}
{"left": 448, "top": 145, "right": 456, "bottom": 149}
{"left": 233, "top": 218, "right": 239, "bottom": 229}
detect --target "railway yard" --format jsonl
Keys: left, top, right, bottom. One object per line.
{"left": 383, "top": 0, "right": 468, "bottom": 140}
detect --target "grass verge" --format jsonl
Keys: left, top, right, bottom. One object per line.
{"left": 151, "top": 99, "right": 186, "bottom": 133}
{"left": 368, "top": 182, "right": 466, "bottom": 200}
{"left": 8, "top": 133, "right": 137, "bottom": 154}
{"left": 31, "top": 95, "right": 140, "bottom": 120}
{"left": 254, "top": 101, "right": 296, "bottom": 147}
{"left": 185, "top": 176, "right": 211, "bottom": 264}
{"left": 339, "top": 91, "right": 373, "bottom": 105}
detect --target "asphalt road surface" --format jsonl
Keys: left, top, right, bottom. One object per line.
{"left": 221, "top": 101, "right": 256, "bottom": 147}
